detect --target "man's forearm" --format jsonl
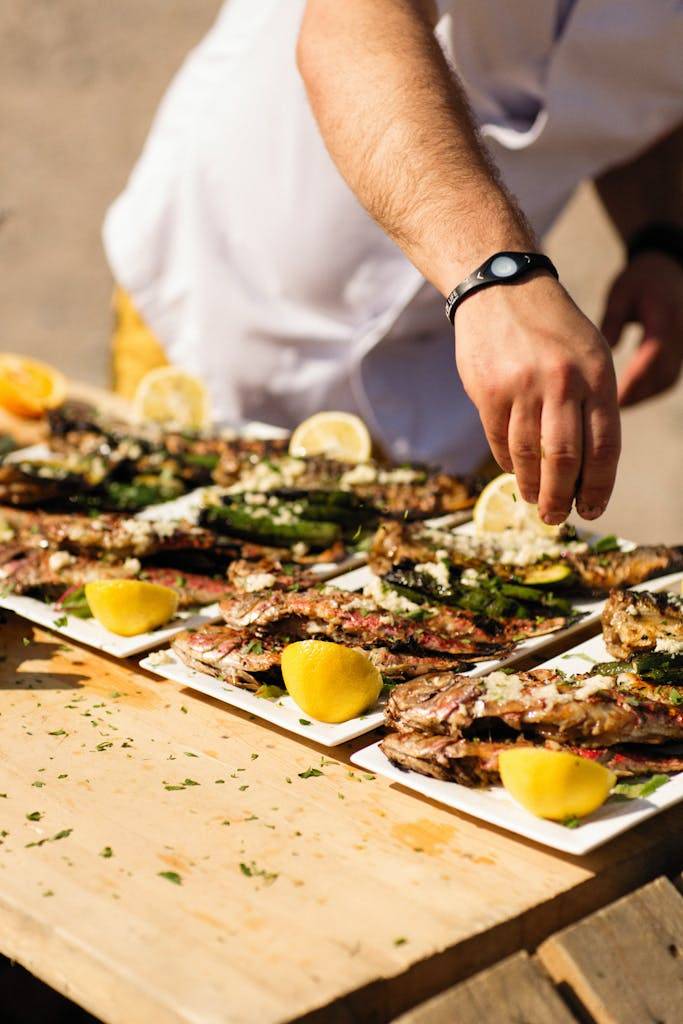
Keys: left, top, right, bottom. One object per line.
{"left": 297, "top": 0, "right": 534, "bottom": 295}
{"left": 595, "top": 121, "right": 683, "bottom": 241}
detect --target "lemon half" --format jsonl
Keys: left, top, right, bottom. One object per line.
{"left": 289, "top": 411, "right": 371, "bottom": 463}
{"left": 84, "top": 580, "right": 179, "bottom": 636}
{"left": 133, "top": 366, "right": 210, "bottom": 430}
{"left": 0, "top": 354, "right": 66, "bottom": 419}
{"left": 499, "top": 747, "right": 615, "bottom": 821}
{"left": 473, "top": 473, "right": 561, "bottom": 538}
{"left": 281, "top": 640, "right": 382, "bottom": 723}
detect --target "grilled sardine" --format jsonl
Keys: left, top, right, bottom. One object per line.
{"left": 602, "top": 589, "right": 683, "bottom": 659}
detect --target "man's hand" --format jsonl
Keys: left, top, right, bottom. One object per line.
{"left": 455, "top": 273, "right": 620, "bottom": 524}
{"left": 601, "top": 252, "right": 683, "bottom": 407}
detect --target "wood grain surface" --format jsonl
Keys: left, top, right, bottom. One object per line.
{"left": 0, "top": 613, "right": 681, "bottom": 1024}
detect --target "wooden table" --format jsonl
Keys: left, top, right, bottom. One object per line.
{"left": 0, "top": 613, "right": 681, "bottom": 1024}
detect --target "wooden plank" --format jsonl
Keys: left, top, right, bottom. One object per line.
{"left": 393, "top": 951, "right": 577, "bottom": 1024}
{"left": 0, "top": 614, "right": 681, "bottom": 1024}
{"left": 538, "top": 876, "right": 683, "bottom": 1024}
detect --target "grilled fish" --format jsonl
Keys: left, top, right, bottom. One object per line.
{"left": 386, "top": 668, "right": 683, "bottom": 746}
{"left": 602, "top": 589, "right": 683, "bottom": 659}
{"left": 0, "top": 548, "right": 235, "bottom": 608}
{"left": 218, "top": 587, "right": 510, "bottom": 660}
{"left": 380, "top": 731, "right": 683, "bottom": 786}
{"left": 371, "top": 521, "right": 683, "bottom": 593}
{"left": 171, "top": 624, "right": 467, "bottom": 690}
{"left": 0, "top": 508, "right": 239, "bottom": 560}
{"left": 567, "top": 547, "right": 683, "bottom": 591}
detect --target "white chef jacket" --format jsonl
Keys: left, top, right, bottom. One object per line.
{"left": 104, "top": 0, "right": 683, "bottom": 472}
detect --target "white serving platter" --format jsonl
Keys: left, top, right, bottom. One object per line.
{"left": 352, "top": 619, "right": 683, "bottom": 855}
{"left": 139, "top": 648, "right": 385, "bottom": 747}
{"left": 0, "top": 594, "right": 223, "bottom": 659}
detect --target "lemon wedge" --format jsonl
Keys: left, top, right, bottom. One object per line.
{"left": 281, "top": 640, "right": 382, "bottom": 723}
{"left": 84, "top": 580, "right": 179, "bottom": 636}
{"left": 289, "top": 411, "right": 371, "bottom": 463}
{"left": 499, "top": 747, "right": 615, "bottom": 822}
{"left": 473, "top": 472, "right": 561, "bottom": 538}
{"left": 133, "top": 366, "right": 210, "bottom": 430}
{"left": 0, "top": 354, "right": 66, "bottom": 419}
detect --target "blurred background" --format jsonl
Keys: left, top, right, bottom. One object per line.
{"left": 1, "top": 0, "right": 681, "bottom": 541}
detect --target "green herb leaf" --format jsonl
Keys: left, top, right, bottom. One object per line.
{"left": 298, "top": 767, "right": 324, "bottom": 779}
{"left": 158, "top": 871, "right": 182, "bottom": 885}
{"left": 612, "top": 774, "right": 670, "bottom": 800}
{"left": 100, "top": 846, "right": 113, "bottom": 858}
{"left": 593, "top": 534, "right": 620, "bottom": 553}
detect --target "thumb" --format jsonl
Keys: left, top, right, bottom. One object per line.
{"left": 601, "top": 272, "right": 636, "bottom": 348}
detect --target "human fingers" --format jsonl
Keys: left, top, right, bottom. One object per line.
{"left": 478, "top": 400, "right": 513, "bottom": 473}
{"left": 600, "top": 271, "right": 636, "bottom": 348}
{"left": 575, "top": 392, "right": 621, "bottom": 519}
{"left": 618, "top": 337, "right": 665, "bottom": 406}
{"left": 507, "top": 398, "right": 542, "bottom": 504}
{"left": 537, "top": 392, "right": 583, "bottom": 525}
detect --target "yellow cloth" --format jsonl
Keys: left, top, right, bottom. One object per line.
{"left": 111, "top": 287, "right": 168, "bottom": 398}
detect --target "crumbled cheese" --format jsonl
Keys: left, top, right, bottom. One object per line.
{"left": 48, "top": 550, "right": 76, "bottom": 572}
{"left": 227, "top": 457, "right": 306, "bottom": 493}
{"left": 292, "top": 542, "right": 309, "bottom": 558}
{"left": 655, "top": 637, "right": 683, "bottom": 655}
{"left": 363, "top": 575, "right": 422, "bottom": 615}
{"left": 422, "top": 526, "right": 588, "bottom": 567}
{"left": 415, "top": 554, "right": 451, "bottom": 589}
{"left": 572, "top": 675, "right": 613, "bottom": 700}
{"left": 146, "top": 649, "right": 174, "bottom": 666}
{"left": 460, "top": 568, "right": 481, "bottom": 588}
{"left": 479, "top": 671, "right": 524, "bottom": 702}
{"left": 242, "top": 572, "right": 277, "bottom": 593}
{"left": 123, "top": 558, "right": 142, "bottom": 574}
{"left": 340, "top": 463, "right": 378, "bottom": 486}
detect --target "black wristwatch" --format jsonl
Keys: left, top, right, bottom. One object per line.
{"left": 444, "top": 251, "right": 559, "bottom": 324}
{"left": 627, "top": 222, "right": 683, "bottom": 272}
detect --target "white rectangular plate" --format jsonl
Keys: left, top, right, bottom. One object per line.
{"left": 139, "top": 648, "right": 385, "bottom": 747}
{"left": 352, "top": 618, "right": 683, "bottom": 855}
{"left": 0, "top": 594, "right": 223, "bottom": 658}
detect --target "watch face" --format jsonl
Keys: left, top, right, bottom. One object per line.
{"left": 489, "top": 254, "right": 520, "bottom": 278}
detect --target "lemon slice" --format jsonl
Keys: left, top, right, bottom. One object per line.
{"left": 499, "top": 747, "right": 616, "bottom": 822}
{"left": 0, "top": 354, "right": 66, "bottom": 419}
{"left": 84, "top": 580, "right": 179, "bottom": 636}
{"left": 133, "top": 366, "right": 210, "bottom": 430}
{"left": 281, "top": 640, "right": 382, "bottom": 723}
{"left": 289, "top": 411, "right": 371, "bottom": 463}
{"left": 473, "top": 472, "right": 561, "bottom": 537}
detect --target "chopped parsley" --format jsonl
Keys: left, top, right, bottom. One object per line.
{"left": 298, "top": 767, "right": 323, "bottom": 779}
{"left": 158, "top": 871, "right": 182, "bottom": 885}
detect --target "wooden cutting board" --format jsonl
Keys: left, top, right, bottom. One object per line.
{"left": 0, "top": 613, "right": 681, "bottom": 1024}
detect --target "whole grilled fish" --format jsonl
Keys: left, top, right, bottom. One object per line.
{"left": 602, "top": 589, "right": 683, "bottom": 660}
{"left": 380, "top": 731, "right": 683, "bottom": 787}
{"left": 386, "top": 668, "right": 683, "bottom": 746}
{"left": 171, "top": 624, "right": 468, "bottom": 690}
{"left": 218, "top": 587, "right": 510, "bottom": 660}
{"left": 371, "top": 521, "right": 683, "bottom": 593}
{"left": 0, "top": 548, "right": 235, "bottom": 608}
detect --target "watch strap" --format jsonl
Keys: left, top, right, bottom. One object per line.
{"left": 445, "top": 251, "right": 558, "bottom": 324}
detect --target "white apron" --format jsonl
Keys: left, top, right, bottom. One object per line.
{"left": 104, "top": 0, "right": 683, "bottom": 471}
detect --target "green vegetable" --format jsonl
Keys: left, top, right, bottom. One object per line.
{"left": 611, "top": 774, "right": 669, "bottom": 800}
{"left": 202, "top": 503, "right": 341, "bottom": 550}
{"left": 593, "top": 534, "right": 620, "bottom": 553}
{"left": 58, "top": 586, "right": 92, "bottom": 619}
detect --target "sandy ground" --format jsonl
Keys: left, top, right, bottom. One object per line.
{"left": 1, "top": 1, "right": 681, "bottom": 542}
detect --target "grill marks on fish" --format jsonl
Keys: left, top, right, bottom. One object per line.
{"left": 380, "top": 731, "right": 683, "bottom": 786}
{"left": 386, "top": 668, "right": 683, "bottom": 747}
{"left": 602, "top": 589, "right": 683, "bottom": 659}
{"left": 566, "top": 546, "right": 683, "bottom": 591}
{"left": 218, "top": 588, "right": 509, "bottom": 659}
{"left": 171, "top": 623, "right": 467, "bottom": 689}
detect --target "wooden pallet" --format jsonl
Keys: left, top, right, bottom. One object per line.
{"left": 395, "top": 876, "right": 683, "bottom": 1024}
